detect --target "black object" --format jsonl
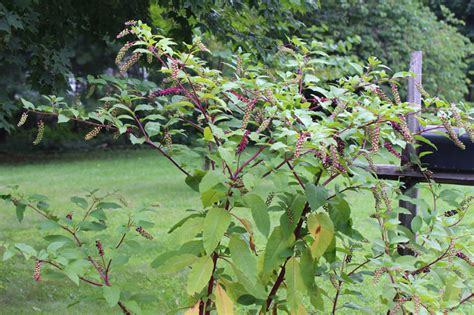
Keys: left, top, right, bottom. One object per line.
{"left": 418, "top": 126, "right": 474, "bottom": 173}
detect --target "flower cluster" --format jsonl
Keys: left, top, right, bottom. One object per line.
{"left": 441, "top": 116, "right": 465, "bottom": 150}
{"left": 390, "top": 83, "right": 401, "bottom": 104}
{"left": 294, "top": 132, "right": 308, "bottom": 159}
{"left": 85, "top": 126, "right": 102, "bottom": 140}
{"left": 33, "top": 120, "right": 44, "bottom": 145}
{"left": 369, "top": 124, "right": 380, "bottom": 152}
{"left": 119, "top": 52, "right": 142, "bottom": 74}
{"left": 115, "top": 41, "right": 134, "bottom": 65}
{"left": 17, "top": 112, "right": 28, "bottom": 127}
{"left": 237, "top": 130, "right": 250, "bottom": 154}
{"left": 241, "top": 99, "right": 257, "bottom": 130}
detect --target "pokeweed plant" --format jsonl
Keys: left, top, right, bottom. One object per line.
{"left": 3, "top": 20, "right": 474, "bottom": 314}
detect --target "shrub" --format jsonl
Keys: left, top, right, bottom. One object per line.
{"left": 2, "top": 20, "right": 473, "bottom": 314}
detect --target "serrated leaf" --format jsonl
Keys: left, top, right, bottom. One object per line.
{"left": 307, "top": 213, "right": 334, "bottom": 258}
{"left": 203, "top": 208, "right": 231, "bottom": 254}
{"left": 215, "top": 283, "right": 234, "bottom": 315}
{"left": 187, "top": 256, "right": 214, "bottom": 295}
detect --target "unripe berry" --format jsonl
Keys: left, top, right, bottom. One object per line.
{"left": 33, "top": 120, "right": 44, "bottom": 145}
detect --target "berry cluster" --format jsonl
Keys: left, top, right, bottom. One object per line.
{"left": 266, "top": 192, "right": 274, "bottom": 207}
{"left": 17, "top": 112, "right": 28, "bottom": 127}
{"left": 241, "top": 99, "right": 257, "bottom": 130}
{"left": 390, "top": 83, "right": 401, "bottom": 104}
{"left": 119, "top": 52, "right": 142, "bottom": 74}
{"left": 384, "top": 142, "right": 402, "bottom": 159}
{"left": 373, "top": 267, "right": 387, "bottom": 284}
{"left": 96, "top": 240, "right": 104, "bottom": 257}
{"left": 164, "top": 131, "right": 172, "bottom": 151}
{"left": 369, "top": 124, "right": 381, "bottom": 152}
{"left": 33, "top": 120, "right": 45, "bottom": 145}
{"left": 294, "top": 132, "right": 308, "bottom": 159}
{"left": 441, "top": 116, "right": 465, "bottom": 149}
{"left": 444, "top": 209, "right": 458, "bottom": 217}
{"left": 84, "top": 126, "right": 102, "bottom": 140}
{"left": 256, "top": 118, "right": 271, "bottom": 133}
{"left": 149, "top": 87, "right": 183, "bottom": 98}
{"left": 33, "top": 260, "right": 42, "bottom": 282}
{"left": 455, "top": 251, "right": 474, "bottom": 266}
{"left": 329, "top": 144, "right": 346, "bottom": 173}
{"left": 115, "top": 41, "right": 134, "bottom": 65}
{"left": 374, "top": 87, "right": 392, "bottom": 104}
{"left": 136, "top": 226, "right": 153, "bottom": 240}
{"left": 397, "top": 116, "right": 415, "bottom": 143}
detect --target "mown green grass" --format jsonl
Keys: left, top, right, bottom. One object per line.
{"left": 0, "top": 149, "right": 471, "bottom": 314}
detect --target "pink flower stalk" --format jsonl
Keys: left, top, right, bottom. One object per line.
{"left": 149, "top": 87, "right": 183, "bottom": 98}
{"left": 230, "top": 91, "right": 250, "bottom": 103}
{"left": 237, "top": 130, "right": 250, "bottom": 153}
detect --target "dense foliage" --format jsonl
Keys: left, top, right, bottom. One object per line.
{"left": 1, "top": 1, "right": 473, "bottom": 137}
{"left": 2, "top": 21, "right": 473, "bottom": 314}
{"left": 317, "top": 0, "right": 473, "bottom": 101}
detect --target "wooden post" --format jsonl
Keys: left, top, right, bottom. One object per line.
{"left": 398, "top": 51, "right": 422, "bottom": 255}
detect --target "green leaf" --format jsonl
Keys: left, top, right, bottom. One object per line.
{"left": 185, "top": 170, "right": 207, "bottom": 192}
{"left": 229, "top": 235, "right": 257, "bottom": 281}
{"left": 15, "top": 203, "right": 26, "bottom": 222}
{"left": 286, "top": 257, "right": 306, "bottom": 312}
{"left": 280, "top": 194, "right": 306, "bottom": 238}
{"left": 144, "top": 122, "right": 161, "bottom": 136}
{"left": 78, "top": 221, "right": 107, "bottom": 231}
{"left": 2, "top": 249, "right": 15, "bottom": 261}
{"left": 203, "top": 208, "right": 231, "bottom": 254}
{"left": 170, "top": 217, "right": 204, "bottom": 245}
{"left": 305, "top": 184, "right": 328, "bottom": 211}
{"left": 20, "top": 98, "right": 35, "bottom": 109}
{"left": 411, "top": 215, "right": 423, "bottom": 232}
{"left": 96, "top": 202, "right": 122, "bottom": 209}
{"left": 154, "top": 254, "right": 198, "bottom": 273}
{"left": 203, "top": 126, "right": 214, "bottom": 141}
{"left": 57, "top": 113, "right": 70, "bottom": 123}
{"left": 15, "top": 243, "right": 37, "bottom": 259}
{"left": 307, "top": 213, "right": 334, "bottom": 258}
{"left": 103, "top": 286, "right": 120, "bottom": 307}
{"left": 327, "top": 197, "right": 351, "bottom": 234}
{"left": 186, "top": 256, "right": 214, "bottom": 295}
{"left": 218, "top": 147, "right": 234, "bottom": 168}
{"left": 130, "top": 134, "right": 146, "bottom": 145}
{"left": 70, "top": 196, "right": 88, "bottom": 209}
{"left": 64, "top": 268, "right": 80, "bottom": 286}
{"left": 244, "top": 194, "right": 270, "bottom": 238}
{"left": 262, "top": 227, "right": 295, "bottom": 279}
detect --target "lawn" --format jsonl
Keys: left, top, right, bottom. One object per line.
{"left": 0, "top": 149, "right": 471, "bottom": 314}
